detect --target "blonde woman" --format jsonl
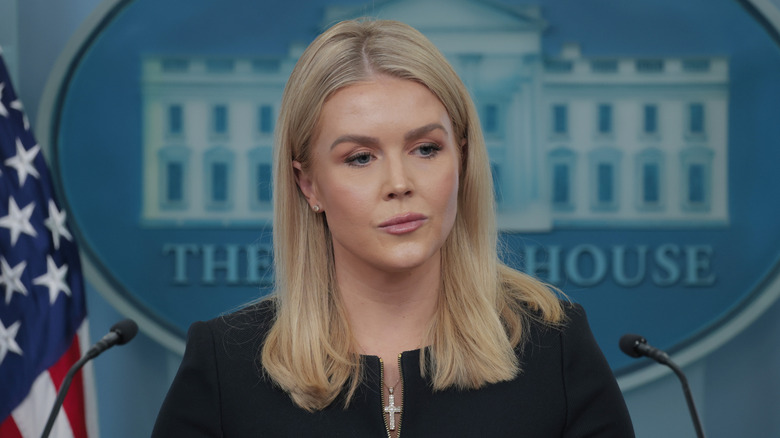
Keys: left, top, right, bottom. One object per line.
{"left": 153, "top": 19, "right": 634, "bottom": 437}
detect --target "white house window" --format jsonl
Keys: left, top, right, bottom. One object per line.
{"left": 258, "top": 105, "right": 274, "bottom": 135}
{"left": 544, "top": 59, "right": 573, "bottom": 73}
{"left": 206, "top": 59, "right": 235, "bottom": 73}
{"left": 249, "top": 147, "right": 273, "bottom": 210}
{"left": 168, "top": 104, "right": 183, "bottom": 136}
{"left": 642, "top": 163, "right": 660, "bottom": 202}
{"left": 212, "top": 163, "right": 228, "bottom": 202}
{"left": 548, "top": 148, "right": 576, "bottom": 211}
{"left": 256, "top": 163, "right": 272, "bottom": 202}
{"left": 680, "top": 146, "right": 713, "bottom": 212}
{"left": 643, "top": 104, "right": 658, "bottom": 135}
{"left": 591, "top": 59, "right": 618, "bottom": 73}
{"left": 688, "top": 164, "right": 705, "bottom": 202}
{"left": 688, "top": 103, "right": 706, "bottom": 136}
{"left": 597, "top": 164, "right": 614, "bottom": 202}
{"left": 161, "top": 58, "right": 188, "bottom": 72}
{"left": 158, "top": 145, "right": 190, "bottom": 209}
{"left": 553, "top": 164, "right": 571, "bottom": 204}
{"left": 597, "top": 103, "right": 613, "bottom": 136}
{"left": 636, "top": 59, "right": 664, "bottom": 73}
{"left": 204, "top": 146, "right": 235, "bottom": 210}
{"left": 483, "top": 104, "right": 499, "bottom": 135}
{"left": 682, "top": 59, "right": 710, "bottom": 72}
{"left": 252, "top": 58, "right": 281, "bottom": 73}
{"left": 551, "top": 104, "right": 568, "bottom": 137}
{"left": 167, "top": 162, "right": 184, "bottom": 201}
{"left": 635, "top": 148, "right": 664, "bottom": 210}
{"left": 212, "top": 105, "right": 229, "bottom": 135}
{"left": 589, "top": 147, "right": 622, "bottom": 211}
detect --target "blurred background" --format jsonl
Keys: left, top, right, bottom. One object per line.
{"left": 1, "top": 0, "right": 779, "bottom": 436}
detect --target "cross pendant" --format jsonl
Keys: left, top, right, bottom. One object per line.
{"left": 384, "top": 387, "right": 402, "bottom": 431}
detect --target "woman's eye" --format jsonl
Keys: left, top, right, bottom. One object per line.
{"left": 416, "top": 143, "right": 442, "bottom": 158}
{"left": 346, "top": 152, "right": 372, "bottom": 166}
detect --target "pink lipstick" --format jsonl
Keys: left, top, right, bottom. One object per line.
{"left": 378, "top": 213, "right": 428, "bottom": 235}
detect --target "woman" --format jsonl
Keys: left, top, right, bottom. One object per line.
{"left": 152, "top": 19, "right": 634, "bottom": 437}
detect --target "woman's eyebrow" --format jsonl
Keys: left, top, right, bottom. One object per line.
{"left": 404, "top": 123, "right": 446, "bottom": 142}
{"left": 329, "top": 123, "right": 447, "bottom": 150}
{"left": 329, "top": 134, "right": 379, "bottom": 150}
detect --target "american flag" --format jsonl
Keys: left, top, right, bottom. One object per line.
{"left": 0, "top": 49, "right": 97, "bottom": 437}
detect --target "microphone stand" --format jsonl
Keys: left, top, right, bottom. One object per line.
{"left": 41, "top": 319, "right": 137, "bottom": 438}
{"left": 620, "top": 334, "right": 706, "bottom": 438}
{"left": 41, "top": 351, "right": 94, "bottom": 438}
{"left": 662, "top": 357, "right": 706, "bottom": 438}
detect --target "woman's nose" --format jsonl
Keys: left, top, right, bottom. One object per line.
{"left": 383, "top": 157, "right": 413, "bottom": 200}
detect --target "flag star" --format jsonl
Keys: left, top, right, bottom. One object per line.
{"left": 44, "top": 200, "right": 73, "bottom": 250}
{"left": 0, "top": 82, "right": 8, "bottom": 118}
{"left": 0, "top": 319, "right": 24, "bottom": 365}
{"left": 0, "top": 257, "right": 28, "bottom": 305}
{"left": 4, "top": 138, "right": 41, "bottom": 186}
{"left": 33, "top": 256, "right": 71, "bottom": 305}
{"left": 0, "top": 197, "right": 37, "bottom": 246}
{"left": 10, "top": 99, "right": 30, "bottom": 131}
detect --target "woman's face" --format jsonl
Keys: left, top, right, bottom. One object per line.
{"left": 294, "top": 75, "right": 460, "bottom": 275}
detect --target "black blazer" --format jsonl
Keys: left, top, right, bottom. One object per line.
{"left": 152, "top": 301, "right": 634, "bottom": 437}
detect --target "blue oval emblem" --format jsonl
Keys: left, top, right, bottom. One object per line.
{"left": 41, "top": 0, "right": 780, "bottom": 383}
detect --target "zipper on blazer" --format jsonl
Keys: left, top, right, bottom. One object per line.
{"left": 380, "top": 354, "right": 404, "bottom": 438}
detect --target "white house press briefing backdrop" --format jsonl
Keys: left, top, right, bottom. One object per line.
{"left": 4, "top": 0, "right": 780, "bottom": 436}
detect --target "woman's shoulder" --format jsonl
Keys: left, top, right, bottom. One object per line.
{"left": 561, "top": 301, "right": 587, "bottom": 326}
{"left": 191, "top": 298, "right": 277, "bottom": 355}
{"left": 521, "top": 300, "right": 589, "bottom": 346}
{"left": 559, "top": 301, "right": 594, "bottom": 339}
{"left": 211, "top": 298, "right": 276, "bottom": 329}
{"left": 523, "top": 300, "right": 615, "bottom": 375}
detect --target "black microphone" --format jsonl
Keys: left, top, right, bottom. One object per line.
{"left": 619, "top": 334, "right": 706, "bottom": 438}
{"left": 85, "top": 318, "right": 139, "bottom": 359}
{"left": 41, "top": 319, "right": 138, "bottom": 438}
{"left": 619, "top": 333, "right": 671, "bottom": 364}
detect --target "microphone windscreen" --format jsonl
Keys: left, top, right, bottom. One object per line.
{"left": 110, "top": 319, "right": 139, "bottom": 345}
{"left": 619, "top": 333, "right": 645, "bottom": 358}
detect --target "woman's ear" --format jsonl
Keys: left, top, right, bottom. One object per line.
{"left": 292, "top": 160, "right": 320, "bottom": 209}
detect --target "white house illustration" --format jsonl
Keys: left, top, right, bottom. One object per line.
{"left": 141, "top": 0, "right": 729, "bottom": 231}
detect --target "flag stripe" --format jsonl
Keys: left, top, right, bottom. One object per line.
{"left": 48, "top": 334, "right": 88, "bottom": 438}
{"left": 11, "top": 371, "right": 75, "bottom": 438}
{"left": 0, "top": 416, "right": 24, "bottom": 438}
{"left": 77, "top": 321, "right": 99, "bottom": 438}
{"left": 48, "top": 334, "right": 81, "bottom": 391}
{"left": 62, "top": 345, "right": 87, "bottom": 438}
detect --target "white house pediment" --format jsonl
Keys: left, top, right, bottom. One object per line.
{"left": 322, "top": 0, "right": 547, "bottom": 33}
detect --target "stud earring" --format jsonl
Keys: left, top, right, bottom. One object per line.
{"left": 313, "top": 205, "right": 321, "bottom": 213}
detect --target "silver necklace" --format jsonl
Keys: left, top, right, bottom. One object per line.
{"left": 383, "top": 377, "right": 402, "bottom": 431}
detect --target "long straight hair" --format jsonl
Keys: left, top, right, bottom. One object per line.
{"left": 262, "top": 19, "right": 564, "bottom": 412}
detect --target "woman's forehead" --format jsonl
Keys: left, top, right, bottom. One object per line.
{"left": 313, "top": 78, "right": 453, "bottom": 144}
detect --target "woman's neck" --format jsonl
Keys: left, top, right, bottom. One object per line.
{"left": 336, "top": 254, "right": 440, "bottom": 359}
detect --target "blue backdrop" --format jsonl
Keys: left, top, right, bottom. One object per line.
{"left": 4, "top": 0, "right": 780, "bottom": 436}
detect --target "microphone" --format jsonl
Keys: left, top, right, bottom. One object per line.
{"left": 85, "top": 318, "right": 139, "bottom": 359}
{"left": 42, "top": 319, "right": 138, "bottom": 438}
{"left": 619, "top": 334, "right": 706, "bottom": 438}
{"left": 619, "top": 333, "right": 670, "bottom": 364}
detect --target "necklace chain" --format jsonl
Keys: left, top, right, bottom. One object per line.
{"left": 384, "top": 376, "right": 401, "bottom": 391}
{"left": 354, "top": 341, "right": 407, "bottom": 392}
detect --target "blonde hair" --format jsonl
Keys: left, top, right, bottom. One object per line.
{"left": 262, "top": 19, "right": 564, "bottom": 411}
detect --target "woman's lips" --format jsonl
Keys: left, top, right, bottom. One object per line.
{"left": 378, "top": 213, "right": 428, "bottom": 235}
